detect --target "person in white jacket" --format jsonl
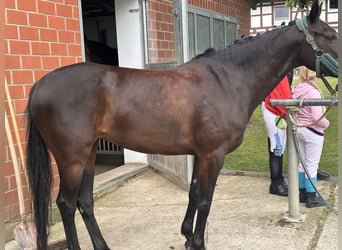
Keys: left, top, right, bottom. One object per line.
{"left": 292, "top": 66, "right": 329, "bottom": 208}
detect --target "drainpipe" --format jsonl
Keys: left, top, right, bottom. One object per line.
{"left": 78, "top": 0, "right": 86, "bottom": 61}
{"left": 180, "top": 0, "right": 192, "bottom": 185}
{"left": 181, "top": 0, "right": 189, "bottom": 63}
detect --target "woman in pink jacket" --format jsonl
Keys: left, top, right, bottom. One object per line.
{"left": 292, "top": 66, "right": 329, "bottom": 208}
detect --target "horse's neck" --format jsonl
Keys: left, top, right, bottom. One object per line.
{"left": 230, "top": 26, "right": 302, "bottom": 107}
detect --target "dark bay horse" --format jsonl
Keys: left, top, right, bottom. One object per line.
{"left": 26, "top": 1, "right": 337, "bottom": 249}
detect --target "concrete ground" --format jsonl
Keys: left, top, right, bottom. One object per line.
{"left": 6, "top": 164, "right": 338, "bottom": 250}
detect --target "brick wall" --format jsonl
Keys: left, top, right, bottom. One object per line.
{"left": 4, "top": 0, "right": 83, "bottom": 221}
{"left": 146, "top": 0, "right": 177, "bottom": 64}
{"left": 189, "top": 0, "right": 251, "bottom": 38}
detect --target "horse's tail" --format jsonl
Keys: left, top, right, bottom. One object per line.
{"left": 26, "top": 84, "right": 52, "bottom": 250}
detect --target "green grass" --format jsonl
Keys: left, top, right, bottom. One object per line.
{"left": 224, "top": 77, "right": 338, "bottom": 176}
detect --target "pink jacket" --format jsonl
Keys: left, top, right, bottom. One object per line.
{"left": 292, "top": 82, "right": 329, "bottom": 133}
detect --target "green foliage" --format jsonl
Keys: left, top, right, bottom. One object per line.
{"left": 285, "top": 0, "right": 313, "bottom": 10}
{"left": 224, "top": 77, "right": 338, "bottom": 176}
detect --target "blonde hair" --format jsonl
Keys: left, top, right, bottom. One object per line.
{"left": 299, "top": 66, "right": 317, "bottom": 84}
{"left": 298, "top": 66, "right": 325, "bottom": 111}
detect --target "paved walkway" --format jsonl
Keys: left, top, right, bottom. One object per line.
{"left": 6, "top": 164, "right": 338, "bottom": 249}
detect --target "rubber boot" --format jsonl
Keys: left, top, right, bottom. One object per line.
{"left": 305, "top": 177, "right": 325, "bottom": 208}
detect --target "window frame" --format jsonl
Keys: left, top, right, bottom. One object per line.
{"left": 274, "top": 6, "right": 290, "bottom": 22}
{"left": 187, "top": 5, "right": 238, "bottom": 58}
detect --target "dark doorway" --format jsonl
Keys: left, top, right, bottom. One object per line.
{"left": 81, "top": 0, "right": 124, "bottom": 171}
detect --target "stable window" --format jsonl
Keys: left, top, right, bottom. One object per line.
{"left": 274, "top": 6, "right": 290, "bottom": 22}
{"left": 188, "top": 6, "right": 238, "bottom": 59}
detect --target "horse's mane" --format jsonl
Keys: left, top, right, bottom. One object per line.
{"left": 192, "top": 21, "right": 296, "bottom": 61}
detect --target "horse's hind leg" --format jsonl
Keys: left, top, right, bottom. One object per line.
{"left": 77, "top": 142, "right": 109, "bottom": 250}
{"left": 181, "top": 155, "right": 199, "bottom": 245}
{"left": 56, "top": 158, "right": 86, "bottom": 250}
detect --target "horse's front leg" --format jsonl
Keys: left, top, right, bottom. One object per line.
{"left": 185, "top": 152, "right": 224, "bottom": 250}
{"left": 181, "top": 156, "right": 199, "bottom": 246}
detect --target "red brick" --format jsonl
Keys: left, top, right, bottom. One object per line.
{"left": 21, "top": 55, "right": 41, "bottom": 69}
{"left": 5, "top": 25, "right": 19, "bottom": 39}
{"left": 5, "top": 189, "right": 18, "bottom": 204}
{"left": 14, "top": 113, "right": 27, "bottom": 129}
{"left": 42, "top": 56, "right": 60, "bottom": 69}
{"left": 38, "top": 0, "right": 56, "bottom": 15}
{"left": 75, "top": 57, "right": 83, "bottom": 63}
{"left": 28, "top": 13, "right": 48, "bottom": 27}
{"left": 39, "top": 28, "right": 58, "bottom": 41}
{"left": 11, "top": 203, "right": 20, "bottom": 218}
{"left": 4, "top": 0, "right": 15, "bottom": 8}
{"left": 72, "top": 6, "right": 79, "bottom": 18}
{"left": 60, "top": 56, "right": 79, "bottom": 66}
{"left": 58, "top": 30, "right": 74, "bottom": 43}
{"left": 65, "top": 18, "right": 80, "bottom": 31}
{"left": 50, "top": 43, "right": 67, "bottom": 55}
{"left": 163, "top": 13, "right": 173, "bottom": 23}
{"left": 31, "top": 41, "right": 50, "bottom": 55}
{"left": 7, "top": 84, "right": 25, "bottom": 99}
{"left": 15, "top": 99, "right": 29, "bottom": 113}
{"left": 56, "top": 3, "right": 73, "bottom": 17}
{"left": 5, "top": 55, "right": 21, "bottom": 69}
{"left": 12, "top": 70, "right": 33, "bottom": 84}
{"left": 65, "top": 0, "right": 78, "bottom": 4}
{"left": 4, "top": 161, "right": 14, "bottom": 176}
{"left": 19, "top": 26, "right": 39, "bottom": 40}
{"left": 6, "top": 9, "right": 28, "bottom": 25}
{"left": 48, "top": 15, "right": 65, "bottom": 29}
{"left": 18, "top": 0, "right": 37, "bottom": 12}
{"left": 8, "top": 175, "right": 18, "bottom": 190}
{"left": 24, "top": 84, "right": 33, "bottom": 97}
{"left": 157, "top": 31, "right": 165, "bottom": 40}
{"left": 9, "top": 40, "right": 31, "bottom": 54}
{"left": 159, "top": 3, "right": 169, "bottom": 13}
{"left": 74, "top": 32, "right": 81, "bottom": 43}
{"left": 33, "top": 70, "right": 51, "bottom": 81}
{"left": 67, "top": 44, "right": 81, "bottom": 56}
{"left": 5, "top": 71, "right": 11, "bottom": 84}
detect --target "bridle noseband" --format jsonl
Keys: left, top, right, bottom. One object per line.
{"left": 296, "top": 16, "right": 338, "bottom": 94}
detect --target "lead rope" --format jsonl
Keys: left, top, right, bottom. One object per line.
{"left": 289, "top": 109, "right": 338, "bottom": 215}
{"left": 288, "top": 93, "right": 337, "bottom": 128}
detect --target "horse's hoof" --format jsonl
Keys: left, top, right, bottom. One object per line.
{"left": 184, "top": 241, "right": 205, "bottom": 250}
{"left": 184, "top": 240, "right": 191, "bottom": 249}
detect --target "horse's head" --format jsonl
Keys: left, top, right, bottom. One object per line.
{"left": 297, "top": 0, "right": 338, "bottom": 77}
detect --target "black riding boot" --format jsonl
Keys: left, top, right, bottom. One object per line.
{"left": 268, "top": 139, "right": 288, "bottom": 196}
{"left": 299, "top": 188, "right": 306, "bottom": 203}
{"left": 306, "top": 192, "right": 325, "bottom": 208}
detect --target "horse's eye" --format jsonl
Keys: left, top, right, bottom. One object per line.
{"left": 327, "top": 34, "right": 337, "bottom": 41}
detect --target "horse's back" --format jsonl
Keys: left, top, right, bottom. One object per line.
{"left": 28, "top": 62, "right": 245, "bottom": 155}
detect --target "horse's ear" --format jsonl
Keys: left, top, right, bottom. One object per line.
{"left": 308, "top": 0, "right": 322, "bottom": 23}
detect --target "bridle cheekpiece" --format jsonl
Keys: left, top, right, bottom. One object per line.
{"left": 296, "top": 16, "right": 338, "bottom": 94}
